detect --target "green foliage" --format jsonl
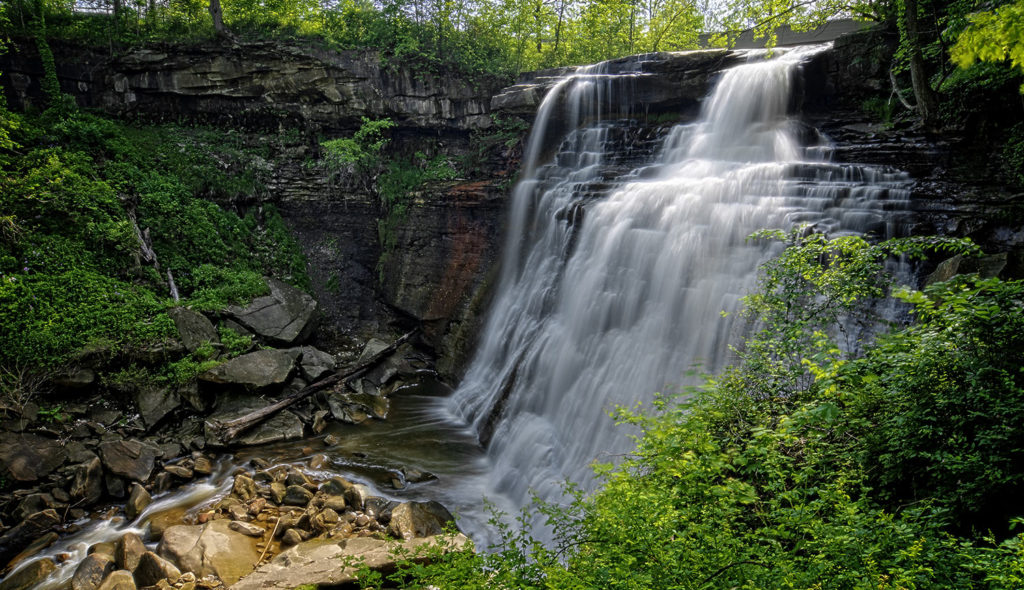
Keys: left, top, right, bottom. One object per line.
{"left": 952, "top": 0, "right": 1024, "bottom": 92}
{"left": 320, "top": 117, "right": 395, "bottom": 189}
{"left": 373, "top": 230, "right": 1024, "bottom": 589}
{"left": 0, "top": 104, "right": 306, "bottom": 376}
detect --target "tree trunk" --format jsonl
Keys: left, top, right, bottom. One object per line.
{"left": 208, "top": 0, "right": 226, "bottom": 37}
{"left": 903, "top": 0, "right": 939, "bottom": 128}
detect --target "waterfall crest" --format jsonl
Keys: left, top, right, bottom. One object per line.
{"left": 450, "top": 45, "right": 912, "bottom": 515}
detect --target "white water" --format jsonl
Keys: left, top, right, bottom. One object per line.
{"left": 449, "top": 45, "right": 911, "bottom": 522}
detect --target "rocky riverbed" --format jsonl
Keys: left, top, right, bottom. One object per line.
{"left": 0, "top": 277, "right": 475, "bottom": 590}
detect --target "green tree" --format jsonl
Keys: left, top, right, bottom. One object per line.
{"left": 951, "top": 0, "right": 1024, "bottom": 91}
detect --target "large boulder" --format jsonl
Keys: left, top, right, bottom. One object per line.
{"left": 168, "top": 307, "right": 220, "bottom": 352}
{"left": 98, "top": 440, "right": 160, "bottom": 482}
{"left": 387, "top": 501, "right": 455, "bottom": 540}
{"left": 0, "top": 433, "right": 66, "bottom": 482}
{"left": 71, "top": 554, "right": 116, "bottom": 590}
{"left": 236, "top": 411, "right": 304, "bottom": 446}
{"left": 229, "top": 534, "right": 469, "bottom": 590}
{"left": 96, "top": 570, "right": 137, "bottom": 590}
{"left": 158, "top": 520, "right": 261, "bottom": 585}
{"left": 0, "top": 558, "right": 57, "bottom": 590}
{"left": 133, "top": 552, "right": 181, "bottom": 587}
{"left": 198, "top": 349, "right": 296, "bottom": 389}
{"left": 114, "top": 532, "right": 146, "bottom": 572}
{"left": 226, "top": 279, "right": 318, "bottom": 346}
{"left": 0, "top": 510, "right": 60, "bottom": 564}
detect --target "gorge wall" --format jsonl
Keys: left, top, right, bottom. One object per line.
{"left": 4, "top": 31, "right": 1022, "bottom": 377}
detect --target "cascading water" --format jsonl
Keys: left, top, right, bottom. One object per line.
{"left": 450, "top": 44, "right": 912, "bottom": 522}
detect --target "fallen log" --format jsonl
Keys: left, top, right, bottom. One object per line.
{"left": 207, "top": 329, "right": 418, "bottom": 444}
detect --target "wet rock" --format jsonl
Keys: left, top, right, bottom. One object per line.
{"left": 269, "top": 482, "right": 286, "bottom": 504}
{"left": 283, "top": 485, "right": 313, "bottom": 506}
{"left": 285, "top": 471, "right": 312, "bottom": 487}
{"left": 133, "top": 386, "right": 180, "bottom": 431}
{"left": 163, "top": 465, "right": 193, "bottom": 479}
{"left": 236, "top": 411, "right": 304, "bottom": 446}
{"left": 402, "top": 467, "right": 437, "bottom": 484}
{"left": 126, "top": 484, "right": 151, "bottom": 521}
{"left": 114, "top": 532, "right": 146, "bottom": 572}
{"left": 308, "top": 454, "right": 329, "bottom": 470}
{"left": 193, "top": 456, "right": 213, "bottom": 475}
{"left": 227, "top": 503, "right": 249, "bottom": 522}
{"left": 4, "top": 532, "right": 58, "bottom": 573}
{"left": 0, "top": 557, "right": 57, "bottom": 590}
{"left": 363, "top": 497, "right": 396, "bottom": 522}
{"left": 231, "top": 533, "right": 470, "bottom": 590}
{"left": 226, "top": 279, "right": 318, "bottom": 346}
{"left": 281, "top": 529, "right": 303, "bottom": 546}
{"left": 88, "top": 543, "right": 115, "bottom": 558}
{"left": 322, "top": 495, "right": 346, "bottom": 513}
{"left": 168, "top": 307, "right": 219, "bottom": 353}
{"left": 133, "top": 552, "right": 181, "bottom": 587}
{"left": 0, "top": 433, "right": 67, "bottom": 482}
{"left": 387, "top": 501, "right": 455, "bottom": 540}
{"left": 71, "top": 553, "right": 116, "bottom": 590}
{"left": 98, "top": 440, "right": 159, "bottom": 482}
{"left": 70, "top": 457, "right": 105, "bottom": 505}
{"left": 323, "top": 434, "right": 339, "bottom": 446}
{"left": 232, "top": 475, "right": 258, "bottom": 502}
{"left": 318, "top": 476, "right": 351, "bottom": 496}
{"left": 0, "top": 509, "right": 60, "bottom": 564}
{"left": 96, "top": 570, "right": 137, "bottom": 590}
{"left": 229, "top": 521, "right": 264, "bottom": 538}
{"left": 158, "top": 520, "right": 260, "bottom": 585}
{"left": 198, "top": 349, "right": 296, "bottom": 389}
{"left": 296, "top": 346, "right": 336, "bottom": 381}
{"left": 14, "top": 493, "right": 58, "bottom": 520}
{"left": 343, "top": 484, "right": 372, "bottom": 511}
{"left": 152, "top": 472, "right": 174, "bottom": 494}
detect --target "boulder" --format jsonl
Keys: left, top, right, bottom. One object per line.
{"left": 282, "top": 485, "right": 313, "bottom": 506}
{"left": 98, "top": 440, "right": 160, "bottom": 482}
{"left": 387, "top": 501, "right": 455, "bottom": 539}
{"left": 343, "top": 483, "right": 372, "bottom": 511}
{"left": 96, "top": 570, "right": 137, "bottom": 590}
{"left": 229, "top": 534, "right": 470, "bottom": 590}
{"left": 0, "top": 509, "right": 60, "bottom": 564}
{"left": 132, "top": 386, "right": 181, "bottom": 430}
{"left": 198, "top": 349, "right": 296, "bottom": 389}
{"left": 71, "top": 554, "right": 116, "bottom": 590}
{"left": 114, "top": 532, "right": 146, "bottom": 572}
{"left": 3, "top": 532, "right": 58, "bottom": 573}
{"left": 0, "top": 558, "right": 57, "bottom": 590}
{"left": 168, "top": 307, "right": 220, "bottom": 352}
{"left": 232, "top": 475, "right": 258, "bottom": 502}
{"left": 133, "top": 552, "right": 181, "bottom": 587}
{"left": 236, "top": 411, "right": 304, "bottom": 446}
{"left": 14, "top": 493, "right": 59, "bottom": 520}
{"left": 226, "top": 279, "right": 318, "bottom": 346}
{"left": 157, "top": 520, "right": 260, "bottom": 585}
{"left": 0, "top": 433, "right": 66, "bottom": 482}
{"left": 70, "top": 457, "right": 105, "bottom": 504}
{"left": 126, "top": 483, "right": 151, "bottom": 521}
{"left": 296, "top": 346, "right": 336, "bottom": 381}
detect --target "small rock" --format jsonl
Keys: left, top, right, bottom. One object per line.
{"left": 247, "top": 497, "right": 267, "bottom": 515}
{"left": 283, "top": 485, "right": 313, "bottom": 506}
{"left": 322, "top": 495, "right": 346, "bottom": 512}
{"left": 281, "top": 529, "right": 303, "bottom": 546}
{"left": 232, "top": 475, "right": 258, "bottom": 502}
{"left": 323, "top": 434, "right": 339, "bottom": 446}
{"left": 71, "top": 553, "right": 115, "bottom": 590}
{"left": 193, "top": 456, "right": 213, "bottom": 475}
{"left": 133, "top": 552, "right": 181, "bottom": 587}
{"left": 343, "top": 484, "right": 371, "bottom": 511}
{"left": 319, "top": 476, "right": 351, "bottom": 496}
{"left": 164, "top": 465, "right": 193, "bottom": 479}
{"left": 51, "top": 487, "right": 70, "bottom": 503}
{"left": 88, "top": 543, "right": 115, "bottom": 558}
{"left": 269, "top": 482, "right": 286, "bottom": 504}
{"left": 227, "top": 504, "right": 250, "bottom": 522}
{"left": 125, "top": 483, "right": 151, "bottom": 521}
{"left": 229, "top": 521, "right": 264, "bottom": 538}
{"left": 285, "top": 471, "right": 312, "bottom": 487}
{"left": 153, "top": 472, "right": 174, "bottom": 494}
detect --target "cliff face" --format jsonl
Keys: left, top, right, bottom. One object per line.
{"left": 3, "top": 34, "right": 1020, "bottom": 376}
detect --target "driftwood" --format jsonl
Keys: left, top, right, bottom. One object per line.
{"left": 208, "top": 329, "right": 418, "bottom": 443}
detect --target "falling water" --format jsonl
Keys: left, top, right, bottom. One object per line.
{"left": 450, "top": 45, "right": 912, "bottom": 517}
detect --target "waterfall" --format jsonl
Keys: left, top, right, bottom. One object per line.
{"left": 449, "top": 45, "right": 912, "bottom": 519}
